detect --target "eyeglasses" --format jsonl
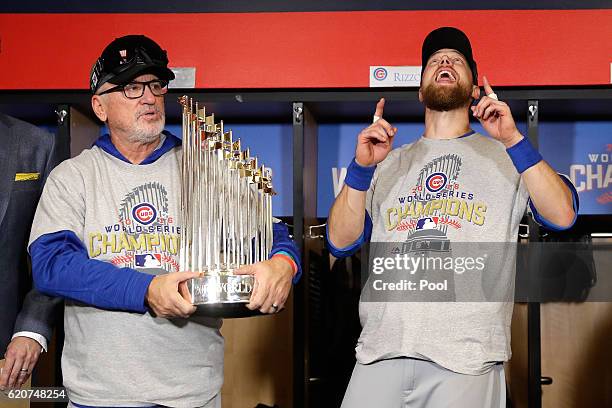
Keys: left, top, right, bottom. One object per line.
{"left": 97, "top": 79, "right": 168, "bottom": 99}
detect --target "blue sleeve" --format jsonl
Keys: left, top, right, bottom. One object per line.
{"left": 326, "top": 211, "right": 373, "bottom": 258}
{"left": 529, "top": 174, "right": 580, "bottom": 231}
{"left": 30, "top": 230, "right": 155, "bottom": 313}
{"left": 270, "top": 222, "right": 302, "bottom": 284}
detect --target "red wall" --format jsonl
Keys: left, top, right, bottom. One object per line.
{"left": 0, "top": 10, "right": 611, "bottom": 89}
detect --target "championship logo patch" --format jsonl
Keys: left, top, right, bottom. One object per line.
{"left": 135, "top": 253, "right": 162, "bottom": 268}
{"left": 416, "top": 217, "right": 439, "bottom": 230}
{"left": 425, "top": 172, "right": 447, "bottom": 192}
{"left": 132, "top": 203, "right": 157, "bottom": 225}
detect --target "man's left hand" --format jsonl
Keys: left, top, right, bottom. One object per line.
{"left": 0, "top": 337, "right": 42, "bottom": 390}
{"left": 234, "top": 256, "right": 294, "bottom": 314}
{"left": 471, "top": 76, "right": 523, "bottom": 148}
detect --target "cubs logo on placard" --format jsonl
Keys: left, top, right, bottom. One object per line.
{"left": 373, "top": 67, "right": 388, "bottom": 81}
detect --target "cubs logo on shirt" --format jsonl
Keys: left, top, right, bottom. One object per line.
{"left": 132, "top": 203, "right": 157, "bottom": 225}
{"left": 426, "top": 172, "right": 447, "bottom": 193}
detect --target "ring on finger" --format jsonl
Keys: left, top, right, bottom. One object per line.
{"left": 487, "top": 92, "right": 499, "bottom": 101}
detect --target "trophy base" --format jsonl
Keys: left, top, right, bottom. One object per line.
{"left": 194, "top": 302, "right": 262, "bottom": 318}
{"left": 189, "top": 274, "right": 263, "bottom": 318}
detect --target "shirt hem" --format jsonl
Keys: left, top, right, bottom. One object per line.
{"left": 356, "top": 350, "right": 507, "bottom": 376}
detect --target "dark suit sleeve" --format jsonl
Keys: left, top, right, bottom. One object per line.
{"left": 41, "top": 126, "right": 67, "bottom": 184}
{"left": 12, "top": 129, "right": 68, "bottom": 342}
{"left": 12, "top": 289, "right": 63, "bottom": 344}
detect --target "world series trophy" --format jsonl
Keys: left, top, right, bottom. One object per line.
{"left": 178, "top": 96, "right": 275, "bottom": 317}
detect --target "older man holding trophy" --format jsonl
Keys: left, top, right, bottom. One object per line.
{"left": 27, "top": 34, "right": 300, "bottom": 407}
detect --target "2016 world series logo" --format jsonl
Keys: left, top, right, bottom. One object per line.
{"left": 385, "top": 154, "right": 488, "bottom": 238}
{"left": 88, "top": 182, "right": 180, "bottom": 272}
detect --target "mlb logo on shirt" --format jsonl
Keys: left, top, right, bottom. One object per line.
{"left": 135, "top": 253, "right": 162, "bottom": 268}
{"left": 416, "top": 217, "right": 439, "bottom": 230}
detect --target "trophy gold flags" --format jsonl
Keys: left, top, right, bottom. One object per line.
{"left": 179, "top": 96, "right": 276, "bottom": 316}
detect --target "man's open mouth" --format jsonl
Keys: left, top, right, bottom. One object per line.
{"left": 435, "top": 69, "right": 457, "bottom": 83}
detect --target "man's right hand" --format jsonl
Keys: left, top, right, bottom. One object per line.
{"left": 145, "top": 271, "right": 200, "bottom": 318}
{"left": 355, "top": 98, "right": 397, "bottom": 167}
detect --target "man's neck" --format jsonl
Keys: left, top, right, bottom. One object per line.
{"left": 109, "top": 132, "right": 161, "bottom": 164}
{"left": 423, "top": 106, "right": 472, "bottom": 139}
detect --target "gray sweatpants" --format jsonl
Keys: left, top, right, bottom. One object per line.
{"left": 341, "top": 358, "right": 505, "bottom": 408}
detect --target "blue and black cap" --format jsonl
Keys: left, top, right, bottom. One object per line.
{"left": 90, "top": 35, "right": 175, "bottom": 93}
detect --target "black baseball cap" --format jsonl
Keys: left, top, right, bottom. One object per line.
{"left": 90, "top": 35, "right": 175, "bottom": 93}
{"left": 421, "top": 27, "right": 478, "bottom": 84}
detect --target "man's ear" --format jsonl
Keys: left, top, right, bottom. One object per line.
{"left": 471, "top": 85, "right": 480, "bottom": 100}
{"left": 418, "top": 88, "right": 423, "bottom": 103}
{"left": 91, "top": 95, "right": 107, "bottom": 122}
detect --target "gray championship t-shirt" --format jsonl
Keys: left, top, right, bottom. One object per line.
{"left": 29, "top": 144, "right": 224, "bottom": 407}
{"left": 358, "top": 133, "right": 529, "bottom": 375}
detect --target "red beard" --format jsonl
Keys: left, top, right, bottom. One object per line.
{"left": 421, "top": 81, "right": 473, "bottom": 112}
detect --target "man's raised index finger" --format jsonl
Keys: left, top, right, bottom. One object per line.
{"left": 482, "top": 76, "right": 494, "bottom": 95}
{"left": 373, "top": 98, "right": 385, "bottom": 122}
